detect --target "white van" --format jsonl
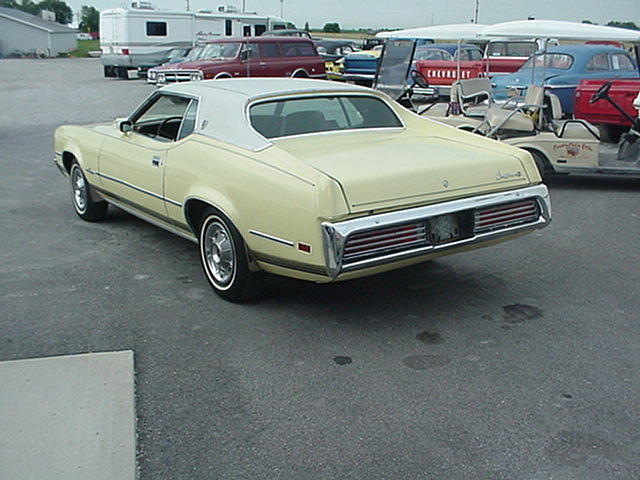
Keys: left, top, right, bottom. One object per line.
{"left": 100, "top": 4, "right": 287, "bottom": 78}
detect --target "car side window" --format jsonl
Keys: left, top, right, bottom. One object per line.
{"left": 611, "top": 53, "right": 635, "bottom": 71}
{"left": 176, "top": 100, "right": 198, "bottom": 141}
{"left": 246, "top": 43, "right": 260, "bottom": 59}
{"left": 132, "top": 95, "right": 191, "bottom": 142}
{"left": 260, "top": 43, "right": 280, "bottom": 58}
{"left": 587, "top": 54, "right": 610, "bottom": 71}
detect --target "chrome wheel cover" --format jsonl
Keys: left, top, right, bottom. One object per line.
{"left": 202, "top": 219, "right": 235, "bottom": 287}
{"left": 71, "top": 166, "right": 87, "bottom": 213}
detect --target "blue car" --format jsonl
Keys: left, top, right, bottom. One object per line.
{"left": 493, "top": 44, "right": 639, "bottom": 115}
{"left": 343, "top": 38, "right": 435, "bottom": 85}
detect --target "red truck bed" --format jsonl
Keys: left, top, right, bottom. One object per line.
{"left": 574, "top": 79, "right": 640, "bottom": 127}
{"left": 414, "top": 57, "right": 528, "bottom": 88}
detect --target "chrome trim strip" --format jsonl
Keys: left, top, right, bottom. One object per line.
{"left": 249, "top": 230, "right": 294, "bottom": 247}
{"left": 321, "top": 184, "right": 551, "bottom": 278}
{"left": 89, "top": 169, "right": 182, "bottom": 207}
{"left": 103, "top": 196, "right": 197, "bottom": 244}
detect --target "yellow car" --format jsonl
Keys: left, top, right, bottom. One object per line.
{"left": 54, "top": 78, "right": 550, "bottom": 302}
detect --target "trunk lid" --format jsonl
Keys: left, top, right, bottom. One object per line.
{"left": 273, "top": 130, "right": 532, "bottom": 213}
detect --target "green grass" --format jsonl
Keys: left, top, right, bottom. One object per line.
{"left": 69, "top": 40, "right": 100, "bottom": 58}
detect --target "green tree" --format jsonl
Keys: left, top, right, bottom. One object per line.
{"left": 37, "top": 0, "right": 73, "bottom": 24}
{"left": 582, "top": 20, "right": 597, "bottom": 25}
{"left": 322, "top": 22, "right": 341, "bottom": 33}
{"left": 79, "top": 5, "right": 99, "bottom": 32}
{"left": 606, "top": 21, "right": 639, "bottom": 30}
{"left": 286, "top": 21, "right": 296, "bottom": 29}
{"left": 304, "top": 21, "right": 310, "bottom": 32}
{"left": 0, "top": 0, "right": 40, "bottom": 15}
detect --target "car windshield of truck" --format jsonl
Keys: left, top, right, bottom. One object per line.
{"left": 201, "top": 42, "right": 241, "bottom": 60}
{"left": 249, "top": 95, "right": 403, "bottom": 139}
{"left": 186, "top": 46, "right": 205, "bottom": 61}
{"left": 487, "top": 42, "right": 536, "bottom": 57}
{"left": 521, "top": 53, "right": 574, "bottom": 70}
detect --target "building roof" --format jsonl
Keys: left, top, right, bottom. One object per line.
{"left": 0, "top": 6, "right": 76, "bottom": 33}
{"left": 160, "top": 78, "right": 380, "bottom": 150}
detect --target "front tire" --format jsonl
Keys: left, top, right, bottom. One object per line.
{"left": 198, "top": 209, "right": 263, "bottom": 302}
{"left": 70, "top": 162, "right": 108, "bottom": 222}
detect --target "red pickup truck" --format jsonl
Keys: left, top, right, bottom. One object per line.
{"left": 414, "top": 40, "right": 537, "bottom": 96}
{"left": 152, "top": 37, "right": 325, "bottom": 84}
{"left": 574, "top": 78, "right": 640, "bottom": 141}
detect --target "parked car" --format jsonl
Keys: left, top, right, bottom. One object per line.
{"left": 343, "top": 40, "right": 433, "bottom": 86}
{"left": 153, "top": 37, "right": 325, "bottom": 84}
{"left": 411, "top": 41, "right": 540, "bottom": 98}
{"left": 493, "top": 44, "right": 639, "bottom": 115}
{"left": 54, "top": 78, "right": 550, "bottom": 302}
{"left": 261, "top": 29, "right": 313, "bottom": 39}
{"left": 574, "top": 78, "right": 640, "bottom": 141}
{"left": 147, "top": 45, "right": 204, "bottom": 84}
{"left": 314, "top": 39, "right": 360, "bottom": 80}
{"left": 138, "top": 46, "right": 195, "bottom": 79}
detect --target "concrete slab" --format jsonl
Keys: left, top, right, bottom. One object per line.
{"left": 0, "top": 351, "right": 136, "bottom": 480}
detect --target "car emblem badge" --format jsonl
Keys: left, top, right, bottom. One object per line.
{"left": 442, "top": 180, "right": 450, "bottom": 188}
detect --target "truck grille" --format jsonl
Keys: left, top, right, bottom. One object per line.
{"left": 158, "top": 70, "right": 198, "bottom": 83}
{"left": 343, "top": 222, "right": 428, "bottom": 263}
{"left": 474, "top": 199, "right": 540, "bottom": 233}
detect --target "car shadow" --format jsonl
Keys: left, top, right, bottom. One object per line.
{"left": 545, "top": 173, "right": 640, "bottom": 192}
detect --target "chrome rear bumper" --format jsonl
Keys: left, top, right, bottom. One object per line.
{"left": 321, "top": 184, "right": 551, "bottom": 278}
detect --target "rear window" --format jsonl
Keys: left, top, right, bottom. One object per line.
{"left": 281, "top": 42, "right": 316, "bottom": 57}
{"left": 487, "top": 42, "right": 536, "bottom": 57}
{"left": 146, "top": 22, "right": 166, "bottom": 37}
{"left": 249, "top": 95, "right": 402, "bottom": 139}
{"left": 522, "top": 53, "right": 574, "bottom": 70}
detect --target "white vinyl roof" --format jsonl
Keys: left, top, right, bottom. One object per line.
{"left": 478, "top": 20, "right": 640, "bottom": 42}
{"left": 376, "top": 23, "right": 488, "bottom": 40}
{"left": 161, "top": 78, "right": 380, "bottom": 151}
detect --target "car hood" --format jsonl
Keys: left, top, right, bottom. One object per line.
{"left": 156, "top": 59, "right": 231, "bottom": 70}
{"left": 273, "top": 129, "right": 532, "bottom": 213}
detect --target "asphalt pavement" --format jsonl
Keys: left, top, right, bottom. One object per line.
{"left": 1, "top": 58, "right": 639, "bottom": 480}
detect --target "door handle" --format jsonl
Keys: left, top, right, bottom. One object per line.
{"left": 151, "top": 156, "right": 162, "bottom": 167}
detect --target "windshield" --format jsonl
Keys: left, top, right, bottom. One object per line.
{"left": 415, "top": 48, "right": 453, "bottom": 61}
{"left": 200, "top": 42, "right": 242, "bottom": 60}
{"left": 186, "top": 46, "right": 205, "bottom": 61}
{"left": 521, "top": 53, "right": 574, "bottom": 70}
{"left": 249, "top": 95, "right": 402, "bottom": 139}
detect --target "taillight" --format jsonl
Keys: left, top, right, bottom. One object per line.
{"left": 122, "top": 48, "right": 130, "bottom": 55}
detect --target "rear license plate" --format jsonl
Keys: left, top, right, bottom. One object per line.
{"left": 428, "top": 214, "right": 461, "bottom": 244}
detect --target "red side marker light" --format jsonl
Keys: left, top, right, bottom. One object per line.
{"left": 297, "top": 243, "right": 312, "bottom": 253}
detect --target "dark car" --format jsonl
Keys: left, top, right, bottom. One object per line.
{"left": 261, "top": 29, "right": 313, "bottom": 39}
{"left": 154, "top": 37, "right": 325, "bottom": 84}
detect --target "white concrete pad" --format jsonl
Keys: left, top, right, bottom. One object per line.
{"left": 0, "top": 350, "right": 136, "bottom": 480}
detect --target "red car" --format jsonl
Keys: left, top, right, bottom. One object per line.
{"left": 414, "top": 40, "right": 538, "bottom": 97}
{"left": 574, "top": 78, "right": 640, "bottom": 141}
{"left": 152, "top": 37, "right": 325, "bottom": 84}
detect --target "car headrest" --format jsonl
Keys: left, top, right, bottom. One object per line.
{"left": 281, "top": 111, "right": 327, "bottom": 136}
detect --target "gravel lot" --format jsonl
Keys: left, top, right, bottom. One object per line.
{"left": 1, "top": 58, "right": 639, "bottom": 479}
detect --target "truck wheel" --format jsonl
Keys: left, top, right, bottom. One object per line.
{"left": 103, "top": 65, "right": 116, "bottom": 78}
{"left": 198, "top": 208, "right": 263, "bottom": 302}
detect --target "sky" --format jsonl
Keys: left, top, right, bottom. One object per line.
{"left": 66, "top": 0, "right": 640, "bottom": 30}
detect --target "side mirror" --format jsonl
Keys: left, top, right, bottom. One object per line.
{"left": 117, "top": 119, "right": 133, "bottom": 133}
{"left": 240, "top": 49, "right": 251, "bottom": 61}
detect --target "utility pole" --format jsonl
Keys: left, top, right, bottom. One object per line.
{"left": 185, "top": 0, "right": 190, "bottom": 11}
{"left": 280, "top": 0, "right": 284, "bottom": 19}
{"left": 242, "top": 0, "right": 245, "bottom": 12}
{"left": 474, "top": 0, "right": 479, "bottom": 24}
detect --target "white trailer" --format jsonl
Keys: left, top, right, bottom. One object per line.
{"left": 100, "top": 4, "right": 287, "bottom": 78}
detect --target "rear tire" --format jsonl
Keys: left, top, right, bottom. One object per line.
{"left": 528, "top": 150, "right": 553, "bottom": 180}
{"left": 69, "top": 161, "right": 108, "bottom": 222}
{"left": 198, "top": 208, "right": 263, "bottom": 302}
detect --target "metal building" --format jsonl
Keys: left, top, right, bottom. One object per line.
{"left": 0, "top": 6, "right": 77, "bottom": 57}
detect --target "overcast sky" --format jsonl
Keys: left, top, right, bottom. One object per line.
{"left": 67, "top": 0, "right": 640, "bottom": 29}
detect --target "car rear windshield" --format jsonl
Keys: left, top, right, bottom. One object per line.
{"left": 521, "top": 53, "right": 574, "bottom": 70}
{"left": 249, "top": 95, "right": 403, "bottom": 139}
